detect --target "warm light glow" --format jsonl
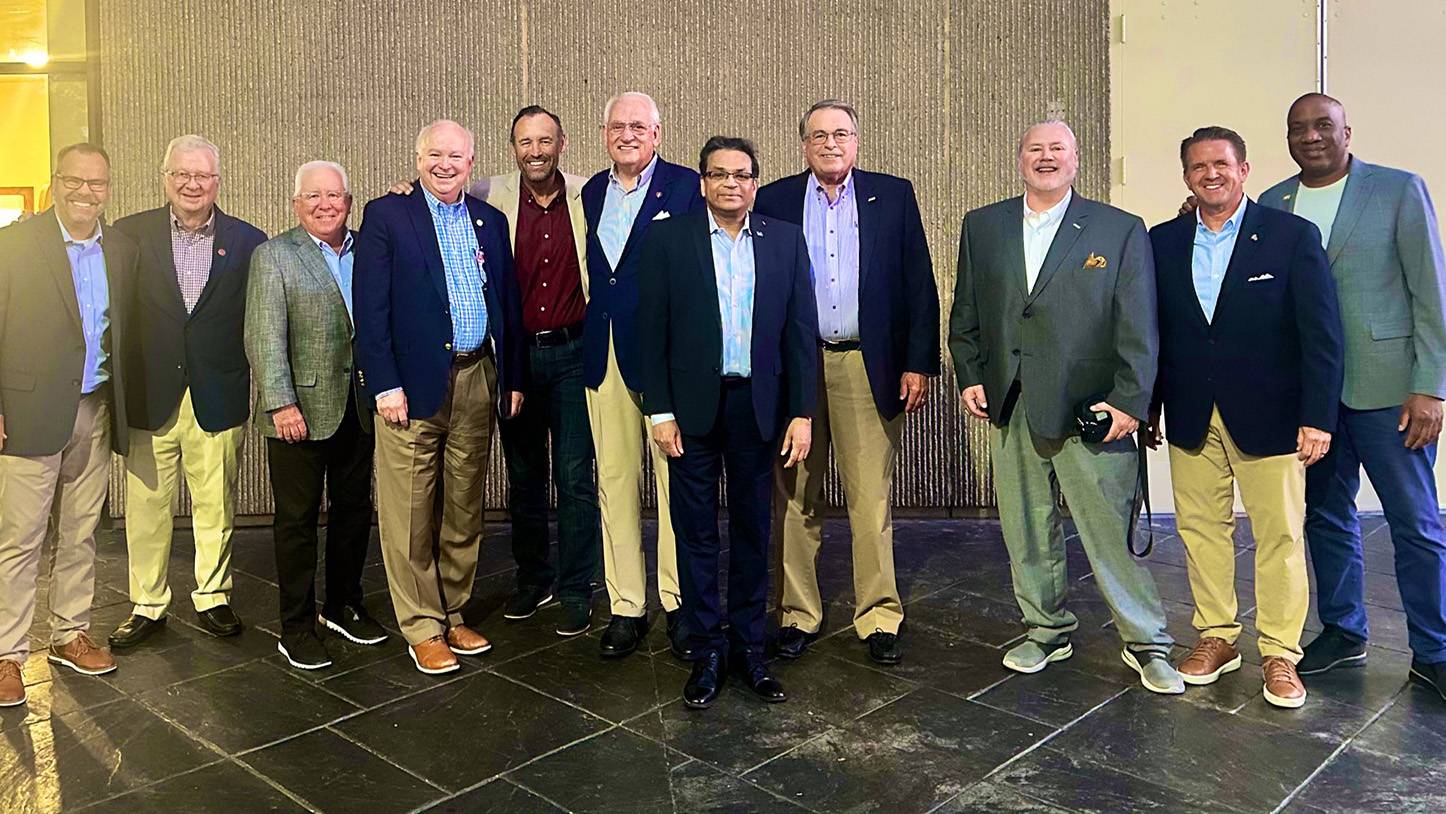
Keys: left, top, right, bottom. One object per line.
{"left": 20, "top": 48, "right": 49, "bottom": 67}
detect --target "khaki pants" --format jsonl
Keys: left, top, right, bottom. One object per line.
{"left": 775, "top": 348, "right": 904, "bottom": 638}
{"left": 375, "top": 357, "right": 495, "bottom": 644}
{"left": 1169, "top": 407, "right": 1309, "bottom": 661}
{"left": 585, "top": 329, "right": 678, "bottom": 617}
{"left": 124, "top": 388, "right": 244, "bottom": 619}
{"left": 0, "top": 391, "right": 111, "bottom": 662}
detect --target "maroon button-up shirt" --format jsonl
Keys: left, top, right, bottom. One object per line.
{"left": 514, "top": 187, "right": 585, "bottom": 333}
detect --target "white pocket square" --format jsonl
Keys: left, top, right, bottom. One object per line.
{"left": 1247, "top": 273, "right": 1275, "bottom": 282}
{"left": 652, "top": 210, "right": 671, "bottom": 221}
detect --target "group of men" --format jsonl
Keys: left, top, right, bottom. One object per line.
{"left": 1, "top": 90, "right": 1443, "bottom": 713}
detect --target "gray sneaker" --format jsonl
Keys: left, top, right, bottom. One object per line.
{"left": 1002, "top": 639, "right": 1073, "bottom": 674}
{"left": 1122, "top": 648, "right": 1185, "bottom": 694}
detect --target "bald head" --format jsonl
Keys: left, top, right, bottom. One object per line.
{"left": 1286, "top": 93, "right": 1351, "bottom": 186}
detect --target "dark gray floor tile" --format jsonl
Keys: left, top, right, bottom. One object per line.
{"left": 238, "top": 727, "right": 444, "bottom": 812}
{"left": 508, "top": 728, "right": 683, "bottom": 813}
{"left": 1350, "top": 684, "right": 1446, "bottom": 765}
{"left": 421, "top": 779, "right": 564, "bottom": 813}
{"left": 80, "top": 760, "right": 306, "bottom": 813}
{"left": 904, "top": 586, "right": 1030, "bottom": 647}
{"left": 992, "top": 746, "right": 1242, "bottom": 813}
{"left": 102, "top": 629, "right": 278, "bottom": 695}
{"left": 492, "top": 634, "right": 688, "bottom": 723}
{"left": 972, "top": 666, "right": 1125, "bottom": 726}
{"left": 0, "top": 670, "right": 124, "bottom": 730}
{"left": 333, "top": 671, "right": 608, "bottom": 791}
{"left": 937, "top": 781, "right": 1074, "bottom": 812}
{"left": 808, "top": 624, "right": 1008, "bottom": 698}
{"left": 1291, "top": 744, "right": 1446, "bottom": 813}
{"left": 314, "top": 650, "right": 483, "bottom": 709}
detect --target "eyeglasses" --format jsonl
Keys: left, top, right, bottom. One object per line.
{"left": 703, "top": 170, "right": 757, "bottom": 183}
{"left": 296, "top": 191, "right": 349, "bottom": 204}
{"left": 604, "top": 121, "right": 653, "bottom": 136}
{"left": 805, "top": 129, "right": 856, "bottom": 146}
{"left": 164, "top": 170, "right": 219, "bottom": 185}
{"left": 54, "top": 174, "right": 111, "bottom": 191}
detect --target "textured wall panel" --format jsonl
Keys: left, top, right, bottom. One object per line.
{"left": 98, "top": 0, "right": 1109, "bottom": 516}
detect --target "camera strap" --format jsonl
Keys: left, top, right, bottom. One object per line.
{"left": 1128, "top": 439, "right": 1153, "bottom": 558}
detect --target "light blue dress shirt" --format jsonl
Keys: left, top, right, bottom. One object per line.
{"left": 708, "top": 210, "right": 757, "bottom": 376}
{"left": 312, "top": 231, "right": 355, "bottom": 322}
{"left": 421, "top": 186, "right": 488, "bottom": 352}
{"left": 57, "top": 213, "right": 110, "bottom": 394}
{"left": 598, "top": 154, "right": 659, "bottom": 271}
{"left": 803, "top": 171, "right": 860, "bottom": 341}
{"left": 1192, "top": 196, "right": 1247, "bottom": 323}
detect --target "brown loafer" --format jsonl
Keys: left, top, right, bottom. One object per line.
{"left": 1177, "top": 636, "right": 1242, "bottom": 686}
{"left": 445, "top": 624, "right": 492, "bottom": 656}
{"left": 1262, "top": 656, "right": 1307, "bottom": 709}
{"left": 0, "top": 661, "right": 25, "bottom": 707}
{"left": 409, "top": 636, "right": 460, "bottom": 675}
{"left": 48, "top": 632, "right": 117, "bottom": 676}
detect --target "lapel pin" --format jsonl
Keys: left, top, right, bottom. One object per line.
{"left": 217, "top": 248, "right": 226, "bottom": 256}
{"left": 867, "top": 196, "right": 877, "bottom": 202}
{"left": 1250, "top": 234, "right": 1258, "bottom": 241}
{"left": 475, "top": 218, "right": 484, "bottom": 227}
{"left": 1282, "top": 194, "right": 1292, "bottom": 201}
{"left": 655, "top": 191, "right": 663, "bottom": 198}
{"left": 1072, "top": 222, "right": 1081, "bottom": 230}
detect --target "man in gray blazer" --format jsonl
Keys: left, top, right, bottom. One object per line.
{"left": 949, "top": 120, "right": 1181, "bottom": 694}
{"left": 1259, "top": 93, "right": 1446, "bottom": 698}
{"left": 245, "top": 161, "right": 386, "bottom": 671}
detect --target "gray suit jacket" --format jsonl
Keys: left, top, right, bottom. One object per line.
{"left": 469, "top": 171, "right": 589, "bottom": 300}
{"left": 1261, "top": 157, "right": 1446, "bottom": 409}
{"left": 949, "top": 192, "right": 1158, "bottom": 438}
{"left": 244, "top": 226, "right": 362, "bottom": 440}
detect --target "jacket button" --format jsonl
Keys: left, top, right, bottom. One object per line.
{"left": 1012, "top": 349, "right": 1020, "bottom": 356}
{"left": 609, "top": 278, "right": 617, "bottom": 285}
{"left": 1022, "top": 309, "right": 1032, "bottom": 319}
{"left": 602, "top": 312, "right": 609, "bottom": 319}
{"left": 713, "top": 365, "right": 720, "bottom": 373}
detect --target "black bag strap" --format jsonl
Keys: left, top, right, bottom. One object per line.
{"left": 1128, "top": 438, "right": 1154, "bottom": 558}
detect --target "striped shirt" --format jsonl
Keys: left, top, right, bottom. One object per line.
{"left": 803, "top": 172, "right": 860, "bottom": 341}
{"left": 421, "top": 186, "right": 489, "bottom": 352}
{"left": 598, "top": 154, "right": 659, "bottom": 270}
{"left": 170, "top": 210, "right": 215, "bottom": 313}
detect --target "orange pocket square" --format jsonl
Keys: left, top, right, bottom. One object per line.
{"left": 1084, "top": 253, "right": 1108, "bottom": 269}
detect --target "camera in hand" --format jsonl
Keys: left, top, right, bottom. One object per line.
{"left": 1075, "top": 393, "right": 1113, "bottom": 443}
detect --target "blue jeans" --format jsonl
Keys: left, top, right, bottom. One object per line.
{"left": 1305, "top": 404, "right": 1446, "bottom": 663}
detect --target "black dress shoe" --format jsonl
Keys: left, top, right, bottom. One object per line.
{"left": 108, "top": 614, "right": 165, "bottom": 649}
{"left": 1410, "top": 658, "right": 1446, "bottom": 701}
{"left": 599, "top": 615, "right": 646, "bottom": 658}
{"left": 775, "top": 624, "right": 818, "bottom": 660}
{"left": 867, "top": 629, "right": 903, "bottom": 665}
{"left": 736, "top": 659, "right": 786, "bottom": 702}
{"left": 196, "top": 605, "right": 243, "bottom": 638}
{"left": 320, "top": 604, "right": 388, "bottom": 645}
{"left": 1298, "top": 626, "right": 1368, "bottom": 676}
{"left": 666, "top": 610, "right": 697, "bottom": 661}
{"left": 683, "top": 650, "right": 725, "bottom": 709}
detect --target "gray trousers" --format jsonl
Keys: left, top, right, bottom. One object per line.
{"left": 990, "top": 392, "right": 1172, "bottom": 653}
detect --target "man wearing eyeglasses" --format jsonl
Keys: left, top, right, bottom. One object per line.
{"left": 0, "top": 143, "right": 139, "bottom": 706}
{"left": 755, "top": 100, "right": 939, "bottom": 666}
{"left": 244, "top": 161, "right": 386, "bottom": 671}
{"left": 107, "top": 135, "right": 266, "bottom": 650}
{"left": 582, "top": 92, "right": 704, "bottom": 660}
{"left": 638, "top": 136, "right": 818, "bottom": 708}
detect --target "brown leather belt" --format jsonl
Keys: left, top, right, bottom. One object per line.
{"left": 451, "top": 345, "right": 492, "bottom": 368}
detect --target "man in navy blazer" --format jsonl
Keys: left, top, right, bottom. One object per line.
{"left": 354, "top": 119, "right": 525, "bottom": 675}
{"left": 581, "top": 92, "right": 704, "bottom": 660}
{"left": 1148, "top": 126, "right": 1343, "bottom": 709}
{"left": 638, "top": 136, "right": 818, "bottom": 709}
{"left": 754, "top": 100, "right": 939, "bottom": 666}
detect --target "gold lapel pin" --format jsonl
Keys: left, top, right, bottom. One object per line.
{"left": 655, "top": 191, "right": 662, "bottom": 198}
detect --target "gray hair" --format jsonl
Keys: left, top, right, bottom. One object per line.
{"left": 414, "top": 119, "right": 476, "bottom": 159}
{"left": 1017, "top": 119, "right": 1078, "bottom": 155}
{"left": 602, "top": 91, "right": 661, "bottom": 126}
{"left": 292, "top": 160, "right": 351, "bottom": 197}
{"left": 162, "top": 134, "right": 221, "bottom": 172}
{"left": 798, "top": 99, "right": 860, "bottom": 140}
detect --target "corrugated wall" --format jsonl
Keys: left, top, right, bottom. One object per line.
{"left": 97, "top": 0, "right": 1111, "bottom": 515}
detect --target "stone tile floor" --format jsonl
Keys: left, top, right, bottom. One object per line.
{"left": 2, "top": 515, "right": 1440, "bottom": 813}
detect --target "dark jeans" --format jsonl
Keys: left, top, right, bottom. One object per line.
{"left": 498, "top": 336, "right": 601, "bottom": 602}
{"left": 266, "top": 396, "right": 375, "bottom": 636}
{"left": 669, "top": 378, "right": 774, "bottom": 658}
{"left": 1305, "top": 403, "right": 1446, "bottom": 663}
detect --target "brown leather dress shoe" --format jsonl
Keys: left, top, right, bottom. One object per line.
{"left": 445, "top": 625, "right": 492, "bottom": 656}
{"left": 1177, "top": 636, "right": 1242, "bottom": 686}
{"left": 409, "top": 636, "right": 460, "bottom": 675}
{"left": 0, "top": 660, "right": 25, "bottom": 707}
{"left": 1262, "top": 656, "right": 1307, "bottom": 708}
{"left": 48, "top": 633, "right": 117, "bottom": 676}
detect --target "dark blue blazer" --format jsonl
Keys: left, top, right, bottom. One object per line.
{"left": 1150, "top": 200, "right": 1344, "bottom": 456}
{"left": 352, "top": 184, "right": 525, "bottom": 420}
{"left": 113, "top": 205, "right": 266, "bottom": 432}
{"left": 753, "top": 169, "right": 938, "bottom": 420}
{"left": 581, "top": 157, "right": 702, "bottom": 391}
{"left": 636, "top": 210, "right": 819, "bottom": 439}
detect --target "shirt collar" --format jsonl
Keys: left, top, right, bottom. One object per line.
{"left": 309, "top": 230, "right": 353, "bottom": 256}
{"left": 1196, "top": 194, "right": 1248, "bottom": 234}
{"left": 707, "top": 208, "right": 752, "bottom": 238}
{"left": 170, "top": 208, "right": 216, "bottom": 235}
{"left": 1024, "top": 188, "right": 1071, "bottom": 226}
{"left": 609, "top": 153, "right": 660, "bottom": 192}
{"left": 810, "top": 170, "right": 853, "bottom": 204}
{"left": 421, "top": 184, "right": 467, "bottom": 215}
{"left": 56, "top": 210, "right": 103, "bottom": 249}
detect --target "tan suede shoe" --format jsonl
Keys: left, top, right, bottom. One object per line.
{"left": 1263, "top": 656, "right": 1307, "bottom": 708}
{"left": 0, "top": 661, "right": 25, "bottom": 707}
{"left": 48, "top": 632, "right": 117, "bottom": 676}
{"left": 409, "top": 636, "right": 460, "bottom": 675}
{"left": 1177, "top": 636, "right": 1242, "bottom": 686}
{"left": 445, "top": 625, "right": 492, "bottom": 656}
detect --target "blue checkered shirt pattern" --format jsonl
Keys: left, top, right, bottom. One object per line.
{"left": 423, "top": 186, "right": 489, "bottom": 352}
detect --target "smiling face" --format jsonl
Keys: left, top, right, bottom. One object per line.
{"left": 1016, "top": 122, "right": 1079, "bottom": 197}
{"left": 511, "top": 112, "right": 565, "bottom": 186}
{"left": 1184, "top": 138, "right": 1250, "bottom": 214}
{"left": 164, "top": 147, "right": 220, "bottom": 221}
{"left": 801, "top": 106, "right": 858, "bottom": 184}
{"left": 604, "top": 95, "right": 661, "bottom": 176}
{"left": 415, "top": 121, "right": 474, "bottom": 203}
{"left": 701, "top": 148, "right": 757, "bottom": 220}
{"left": 292, "top": 165, "right": 351, "bottom": 242}
{"left": 1287, "top": 95, "right": 1351, "bottom": 184}
{"left": 54, "top": 149, "right": 111, "bottom": 238}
